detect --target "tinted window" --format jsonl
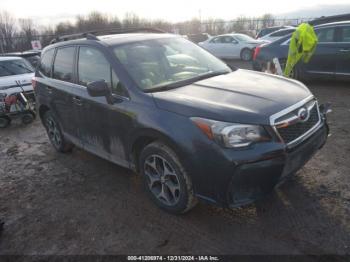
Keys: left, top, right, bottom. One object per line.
{"left": 78, "top": 47, "right": 127, "bottom": 96}
{"left": 316, "top": 28, "right": 335, "bottom": 42}
{"left": 39, "top": 49, "right": 55, "bottom": 77}
{"left": 0, "top": 58, "right": 33, "bottom": 77}
{"left": 340, "top": 27, "right": 350, "bottom": 42}
{"left": 53, "top": 47, "right": 75, "bottom": 82}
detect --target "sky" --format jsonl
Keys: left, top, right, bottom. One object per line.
{"left": 1, "top": 0, "right": 350, "bottom": 25}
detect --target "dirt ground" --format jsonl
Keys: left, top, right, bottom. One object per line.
{"left": 0, "top": 61, "right": 349, "bottom": 255}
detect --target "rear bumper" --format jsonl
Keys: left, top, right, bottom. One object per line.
{"left": 226, "top": 123, "right": 328, "bottom": 207}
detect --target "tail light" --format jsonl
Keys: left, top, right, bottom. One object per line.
{"left": 31, "top": 77, "right": 37, "bottom": 90}
{"left": 253, "top": 46, "right": 261, "bottom": 60}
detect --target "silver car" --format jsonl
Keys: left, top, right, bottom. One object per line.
{"left": 198, "top": 33, "right": 266, "bottom": 61}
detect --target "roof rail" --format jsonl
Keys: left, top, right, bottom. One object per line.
{"left": 50, "top": 27, "right": 166, "bottom": 44}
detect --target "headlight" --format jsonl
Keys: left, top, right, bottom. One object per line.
{"left": 191, "top": 117, "right": 270, "bottom": 148}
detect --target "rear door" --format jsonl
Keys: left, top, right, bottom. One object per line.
{"left": 335, "top": 25, "right": 350, "bottom": 81}
{"left": 50, "top": 46, "right": 79, "bottom": 144}
{"left": 302, "top": 26, "right": 337, "bottom": 79}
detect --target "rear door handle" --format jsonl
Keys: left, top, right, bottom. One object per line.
{"left": 72, "top": 96, "right": 83, "bottom": 106}
{"left": 340, "top": 49, "right": 350, "bottom": 52}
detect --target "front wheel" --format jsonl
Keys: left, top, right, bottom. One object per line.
{"left": 139, "top": 141, "right": 197, "bottom": 214}
{"left": 240, "top": 48, "right": 253, "bottom": 61}
{"left": 43, "top": 111, "right": 73, "bottom": 153}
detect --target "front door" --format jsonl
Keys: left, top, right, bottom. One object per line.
{"left": 74, "top": 46, "right": 131, "bottom": 167}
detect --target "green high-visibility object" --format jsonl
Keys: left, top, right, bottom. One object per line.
{"left": 284, "top": 23, "right": 318, "bottom": 77}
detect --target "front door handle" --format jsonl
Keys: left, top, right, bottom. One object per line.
{"left": 72, "top": 96, "right": 83, "bottom": 106}
{"left": 340, "top": 49, "right": 350, "bottom": 52}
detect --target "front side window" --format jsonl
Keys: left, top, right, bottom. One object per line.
{"left": 0, "top": 58, "right": 33, "bottom": 77}
{"left": 316, "top": 28, "right": 335, "bottom": 43}
{"left": 53, "top": 47, "right": 75, "bottom": 82}
{"left": 39, "top": 49, "right": 55, "bottom": 77}
{"left": 113, "top": 37, "right": 231, "bottom": 91}
{"left": 78, "top": 47, "right": 127, "bottom": 96}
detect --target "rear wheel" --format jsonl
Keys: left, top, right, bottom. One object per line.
{"left": 240, "top": 48, "right": 252, "bottom": 61}
{"left": 139, "top": 141, "right": 197, "bottom": 214}
{"left": 43, "top": 111, "right": 73, "bottom": 153}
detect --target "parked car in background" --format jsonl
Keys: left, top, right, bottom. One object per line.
{"left": 258, "top": 27, "right": 295, "bottom": 42}
{"left": 0, "top": 57, "right": 35, "bottom": 96}
{"left": 187, "top": 33, "right": 211, "bottom": 43}
{"left": 253, "top": 21, "right": 350, "bottom": 81}
{"left": 34, "top": 30, "right": 329, "bottom": 214}
{"left": 198, "top": 33, "right": 265, "bottom": 61}
{"left": 256, "top": 26, "right": 294, "bottom": 39}
{"left": 0, "top": 51, "right": 41, "bottom": 68}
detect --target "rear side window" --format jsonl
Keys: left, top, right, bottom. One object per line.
{"left": 316, "top": 28, "right": 335, "bottom": 43}
{"left": 39, "top": 49, "right": 55, "bottom": 77}
{"left": 53, "top": 47, "right": 75, "bottom": 82}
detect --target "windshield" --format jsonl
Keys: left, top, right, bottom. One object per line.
{"left": 113, "top": 37, "right": 231, "bottom": 91}
{"left": 234, "top": 34, "right": 255, "bottom": 42}
{"left": 0, "top": 59, "right": 34, "bottom": 77}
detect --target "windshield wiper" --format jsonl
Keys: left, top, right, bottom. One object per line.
{"left": 145, "top": 70, "right": 230, "bottom": 93}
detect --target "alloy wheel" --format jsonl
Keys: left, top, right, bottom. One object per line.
{"left": 46, "top": 117, "right": 62, "bottom": 149}
{"left": 144, "top": 154, "right": 181, "bottom": 206}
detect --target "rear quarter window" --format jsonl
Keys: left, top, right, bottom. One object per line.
{"left": 39, "top": 49, "right": 55, "bottom": 77}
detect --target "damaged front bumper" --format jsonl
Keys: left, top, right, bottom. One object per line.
{"left": 226, "top": 104, "right": 330, "bottom": 208}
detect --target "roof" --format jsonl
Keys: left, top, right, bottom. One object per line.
{"left": 46, "top": 33, "right": 178, "bottom": 50}
{"left": 314, "top": 20, "right": 350, "bottom": 28}
{"left": 0, "top": 56, "right": 23, "bottom": 61}
{"left": 97, "top": 33, "right": 177, "bottom": 46}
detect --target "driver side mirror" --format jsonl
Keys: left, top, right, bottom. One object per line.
{"left": 87, "top": 80, "right": 111, "bottom": 97}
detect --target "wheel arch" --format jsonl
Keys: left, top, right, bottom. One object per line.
{"left": 129, "top": 128, "right": 187, "bottom": 173}
{"left": 38, "top": 104, "right": 51, "bottom": 122}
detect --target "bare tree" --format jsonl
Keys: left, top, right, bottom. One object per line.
{"left": 261, "top": 13, "right": 275, "bottom": 28}
{"left": 0, "top": 11, "right": 17, "bottom": 52}
{"left": 18, "top": 18, "right": 38, "bottom": 50}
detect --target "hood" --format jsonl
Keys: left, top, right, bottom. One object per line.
{"left": 0, "top": 73, "right": 34, "bottom": 95}
{"left": 152, "top": 69, "right": 312, "bottom": 125}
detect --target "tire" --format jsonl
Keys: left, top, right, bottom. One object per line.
{"left": 43, "top": 111, "right": 73, "bottom": 153}
{"left": 139, "top": 141, "right": 197, "bottom": 214}
{"left": 240, "top": 48, "right": 252, "bottom": 61}
{"left": 21, "top": 113, "right": 34, "bottom": 125}
{"left": 0, "top": 116, "right": 10, "bottom": 128}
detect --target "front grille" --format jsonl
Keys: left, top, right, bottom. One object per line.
{"left": 276, "top": 101, "right": 320, "bottom": 145}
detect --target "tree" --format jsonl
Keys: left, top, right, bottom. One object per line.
{"left": 18, "top": 18, "right": 38, "bottom": 50}
{"left": 261, "top": 13, "right": 275, "bottom": 28}
{"left": 0, "top": 11, "right": 16, "bottom": 52}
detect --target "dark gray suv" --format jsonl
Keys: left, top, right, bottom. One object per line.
{"left": 33, "top": 30, "right": 330, "bottom": 214}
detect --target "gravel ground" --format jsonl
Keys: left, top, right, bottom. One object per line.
{"left": 0, "top": 61, "right": 349, "bottom": 255}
